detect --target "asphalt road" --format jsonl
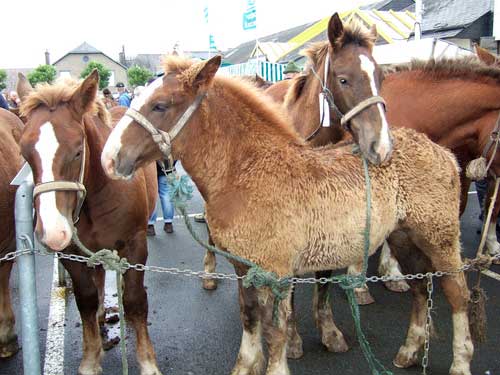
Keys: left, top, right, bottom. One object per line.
{"left": 1, "top": 168, "right": 499, "bottom": 375}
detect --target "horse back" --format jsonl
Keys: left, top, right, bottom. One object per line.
{"left": 0, "top": 110, "right": 24, "bottom": 251}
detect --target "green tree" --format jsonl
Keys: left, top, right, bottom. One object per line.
{"left": 80, "top": 61, "right": 111, "bottom": 90}
{"left": 127, "top": 65, "right": 153, "bottom": 87}
{"left": 0, "top": 69, "right": 6, "bottom": 91}
{"left": 27, "top": 65, "right": 57, "bottom": 86}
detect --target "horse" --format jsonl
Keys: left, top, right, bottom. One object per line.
{"left": 241, "top": 74, "right": 274, "bottom": 90}
{"left": 17, "top": 72, "right": 162, "bottom": 375}
{"left": 0, "top": 109, "right": 24, "bottom": 358}
{"left": 282, "top": 14, "right": 500, "bottom": 318}
{"left": 100, "top": 50, "right": 473, "bottom": 375}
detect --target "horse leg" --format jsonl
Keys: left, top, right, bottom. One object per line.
{"left": 258, "top": 287, "right": 291, "bottom": 375}
{"left": 202, "top": 228, "right": 218, "bottom": 290}
{"left": 62, "top": 258, "right": 103, "bottom": 375}
{"left": 393, "top": 278, "right": 427, "bottom": 368}
{"left": 122, "top": 233, "right": 161, "bottom": 375}
{"left": 312, "top": 270, "right": 348, "bottom": 353}
{"left": 92, "top": 266, "right": 105, "bottom": 325}
{"left": 0, "top": 260, "right": 18, "bottom": 358}
{"left": 286, "top": 283, "right": 303, "bottom": 359}
{"left": 346, "top": 263, "right": 374, "bottom": 305}
{"left": 378, "top": 241, "right": 410, "bottom": 293}
{"left": 231, "top": 263, "right": 265, "bottom": 375}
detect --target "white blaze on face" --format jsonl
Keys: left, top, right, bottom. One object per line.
{"left": 101, "top": 77, "right": 164, "bottom": 176}
{"left": 359, "top": 54, "right": 391, "bottom": 158}
{"left": 35, "top": 122, "right": 72, "bottom": 250}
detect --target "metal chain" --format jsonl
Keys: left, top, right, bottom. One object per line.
{"left": 5, "top": 248, "right": 500, "bottom": 285}
{"left": 422, "top": 274, "right": 434, "bottom": 374}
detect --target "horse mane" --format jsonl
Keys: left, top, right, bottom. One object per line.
{"left": 20, "top": 78, "right": 111, "bottom": 126}
{"left": 384, "top": 56, "right": 500, "bottom": 85}
{"left": 161, "top": 56, "right": 303, "bottom": 143}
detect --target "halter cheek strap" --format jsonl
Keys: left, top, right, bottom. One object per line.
{"left": 33, "top": 141, "right": 87, "bottom": 223}
{"left": 124, "top": 92, "right": 207, "bottom": 159}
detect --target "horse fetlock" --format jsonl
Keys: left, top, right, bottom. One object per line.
{"left": 393, "top": 345, "right": 420, "bottom": 368}
{"left": 354, "top": 287, "right": 375, "bottom": 305}
{"left": 286, "top": 333, "right": 303, "bottom": 359}
{"left": 139, "top": 361, "right": 163, "bottom": 375}
{"left": 78, "top": 362, "right": 103, "bottom": 375}
{"left": 0, "top": 333, "right": 19, "bottom": 358}
{"left": 449, "top": 364, "right": 472, "bottom": 375}
{"left": 231, "top": 352, "right": 265, "bottom": 375}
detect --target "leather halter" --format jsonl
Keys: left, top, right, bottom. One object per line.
{"left": 33, "top": 141, "right": 87, "bottom": 223}
{"left": 124, "top": 92, "right": 207, "bottom": 159}
{"left": 480, "top": 112, "right": 500, "bottom": 178}
{"left": 306, "top": 55, "right": 386, "bottom": 141}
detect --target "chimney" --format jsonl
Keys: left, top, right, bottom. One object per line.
{"left": 45, "top": 50, "right": 50, "bottom": 65}
{"left": 119, "top": 45, "right": 126, "bottom": 66}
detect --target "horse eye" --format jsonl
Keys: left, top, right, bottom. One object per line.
{"left": 339, "top": 78, "right": 348, "bottom": 85}
{"left": 74, "top": 151, "right": 82, "bottom": 160}
{"left": 152, "top": 103, "right": 168, "bottom": 112}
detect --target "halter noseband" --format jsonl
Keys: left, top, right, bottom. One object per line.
{"left": 124, "top": 92, "right": 207, "bottom": 159}
{"left": 307, "top": 54, "right": 386, "bottom": 140}
{"left": 33, "top": 142, "right": 87, "bottom": 223}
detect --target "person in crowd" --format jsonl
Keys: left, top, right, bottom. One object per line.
{"left": 147, "top": 158, "right": 176, "bottom": 236}
{"left": 116, "top": 82, "right": 132, "bottom": 107}
{"left": 283, "top": 61, "right": 302, "bottom": 80}
{"left": 0, "top": 92, "right": 8, "bottom": 110}
{"left": 102, "top": 88, "right": 117, "bottom": 109}
{"left": 7, "top": 91, "right": 21, "bottom": 109}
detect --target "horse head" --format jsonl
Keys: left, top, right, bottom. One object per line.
{"left": 101, "top": 56, "right": 220, "bottom": 180}
{"left": 17, "top": 71, "right": 99, "bottom": 251}
{"left": 310, "top": 13, "right": 393, "bottom": 165}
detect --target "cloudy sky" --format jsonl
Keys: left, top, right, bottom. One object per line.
{"left": 2, "top": 0, "right": 377, "bottom": 69}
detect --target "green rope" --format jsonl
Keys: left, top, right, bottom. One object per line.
{"left": 71, "top": 229, "right": 129, "bottom": 375}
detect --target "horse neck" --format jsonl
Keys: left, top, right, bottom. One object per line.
{"left": 287, "top": 61, "right": 344, "bottom": 146}
{"left": 176, "top": 84, "right": 299, "bottom": 202}
{"left": 383, "top": 72, "right": 500, "bottom": 147}
{"left": 81, "top": 114, "right": 110, "bottom": 194}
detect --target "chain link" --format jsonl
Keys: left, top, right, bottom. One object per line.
{"left": 0, "top": 249, "right": 34, "bottom": 263}
{"left": 422, "top": 274, "right": 434, "bottom": 374}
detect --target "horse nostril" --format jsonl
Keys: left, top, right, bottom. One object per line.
{"left": 369, "top": 140, "right": 378, "bottom": 155}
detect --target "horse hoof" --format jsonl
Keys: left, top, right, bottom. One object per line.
{"left": 202, "top": 278, "right": 218, "bottom": 290}
{"left": 0, "top": 336, "right": 19, "bottom": 358}
{"left": 354, "top": 289, "right": 375, "bottom": 305}
{"left": 78, "top": 366, "right": 103, "bottom": 375}
{"left": 393, "top": 349, "right": 419, "bottom": 368}
{"left": 323, "top": 335, "right": 349, "bottom": 353}
{"left": 449, "top": 365, "right": 472, "bottom": 375}
{"left": 384, "top": 280, "right": 410, "bottom": 293}
{"left": 287, "top": 340, "right": 303, "bottom": 359}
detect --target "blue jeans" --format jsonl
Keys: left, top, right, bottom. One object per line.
{"left": 148, "top": 175, "right": 174, "bottom": 224}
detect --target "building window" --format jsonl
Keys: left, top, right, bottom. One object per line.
{"left": 83, "top": 55, "right": 89, "bottom": 62}
{"left": 108, "top": 71, "right": 115, "bottom": 87}
{"left": 59, "top": 71, "right": 71, "bottom": 79}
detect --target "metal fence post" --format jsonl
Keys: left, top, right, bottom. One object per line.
{"left": 15, "top": 180, "right": 41, "bottom": 375}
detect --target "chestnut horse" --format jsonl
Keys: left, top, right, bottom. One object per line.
{"left": 17, "top": 72, "right": 161, "bottom": 375}
{"left": 0, "top": 109, "right": 24, "bottom": 358}
{"left": 101, "top": 54, "right": 472, "bottom": 375}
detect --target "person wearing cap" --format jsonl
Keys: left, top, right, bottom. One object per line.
{"left": 283, "top": 61, "right": 301, "bottom": 80}
{"left": 116, "top": 82, "right": 131, "bottom": 107}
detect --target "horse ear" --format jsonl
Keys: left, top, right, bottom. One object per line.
{"left": 193, "top": 55, "right": 221, "bottom": 90}
{"left": 17, "top": 73, "right": 33, "bottom": 102}
{"left": 71, "top": 69, "right": 99, "bottom": 115}
{"left": 475, "top": 44, "right": 497, "bottom": 66}
{"left": 328, "top": 13, "right": 344, "bottom": 47}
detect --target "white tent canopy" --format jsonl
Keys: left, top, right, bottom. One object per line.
{"left": 373, "top": 38, "right": 474, "bottom": 65}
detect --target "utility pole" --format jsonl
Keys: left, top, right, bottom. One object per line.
{"left": 415, "top": 0, "right": 423, "bottom": 41}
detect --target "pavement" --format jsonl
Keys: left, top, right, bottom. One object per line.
{"left": 1, "top": 168, "right": 500, "bottom": 375}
